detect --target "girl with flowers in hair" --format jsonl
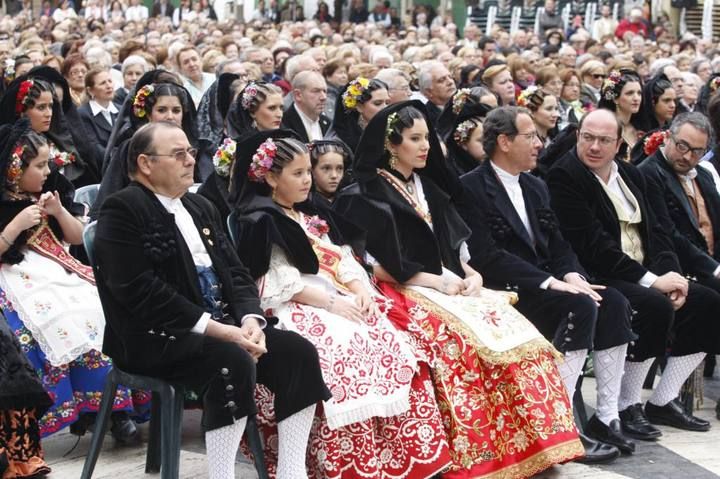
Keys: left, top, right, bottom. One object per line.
{"left": 328, "top": 77, "right": 389, "bottom": 152}
{"left": 214, "top": 129, "right": 452, "bottom": 479}
{"left": 92, "top": 79, "right": 198, "bottom": 217}
{"left": 444, "top": 102, "right": 491, "bottom": 175}
{"left": 335, "top": 101, "right": 583, "bottom": 478}
{"left": 598, "top": 69, "right": 643, "bottom": 160}
{"left": 517, "top": 85, "right": 560, "bottom": 149}
{"left": 0, "top": 119, "right": 141, "bottom": 444}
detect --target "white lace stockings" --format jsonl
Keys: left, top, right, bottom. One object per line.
{"left": 649, "top": 352, "right": 706, "bottom": 407}
{"left": 276, "top": 404, "right": 316, "bottom": 479}
{"left": 618, "top": 358, "right": 654, "bottom": 412}
{"left": 205, "top": 416, "right": 247, "bottom": 479}
{"left": 594, "top": 344, "right": 627, "bottom": 424}
{"left": 557, "top": 348, "right": 588, "bottom": 401}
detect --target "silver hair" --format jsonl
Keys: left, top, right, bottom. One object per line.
{"left": 669, "top": 112, "right": 714, "bottom": 146}
{"left": 121, "top": 54, "right": 148, "bottom": 74}
{"left": 374, "top": 68, "right": 408, "bottom": 89}
{"left": 417, "top": 60, "right": 444, "bottom": 93}
{"left": 649, "top": 58, "right": 677, "bottom": 78}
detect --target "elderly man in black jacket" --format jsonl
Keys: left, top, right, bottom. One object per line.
{"left": 93, "top": 121, "right": 329, "bottom": 479}
{"left": 548, "top": 109, "right": 720, "bottom": 441}
{"left": 461, "top": 106, "right": 636, "bottom": 458}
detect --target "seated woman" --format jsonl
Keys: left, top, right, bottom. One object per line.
{"left": 0, "top": 315, "right": 52, "bottom": 478}
{"left": 335, "top": 101, "right": 583, "bottom": 478}
{"left": 517, "top": 86, "right": 560, "bottom": 150}
{"left": 218, "top": 130, "right": 451, "bottom": 478}
{"left": 597, "top": 69, "right": 643, "bottom": 162}
{"left": 0, "top": 119, "right": 141, "bottom": 442}
{"left": 78, "top": 68, "right": 119, "bottom": 166}
{"left": 328, "top": 77, "right": 389, "bottom": 153}
{"left": 631, "top": 73, "right": 677, "bottom": 134}
{"left": 444, "top": 100, "right": 491, "bottom": 175}
{"left": 92, "top": 81, "right": 198, "bottom": 217}
{"left": 308, "top": 138, "right": 353, "bottom": 208}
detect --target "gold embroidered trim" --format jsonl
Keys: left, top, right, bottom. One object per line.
{"left": 468, "top": 440, "right": 585, "bottom": 479}
{"left": 397, "top": 287, "right": 561, "bottom": 365}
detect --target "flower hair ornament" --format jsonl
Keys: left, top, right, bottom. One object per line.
{"left": 384, "top": 111, "right": 401, "bottom": 169}
{"left": 601, "top": 70, "right": 622, "bottom": 101}
{"left": 15, "top": 80, "right": 34, "bottom": 115}
{"left": 451, "top": 88, "right": 471, "bottom": 114}
{"left": 241, "top": 82, "right": 259, "bottom": 110}
{"left": 132, "top": 84, "right": 154, "bottom": 118}
{"left": 248, "top": 138, "right": 277, "bottom": 182}
{"left": 643, "top": 129, "right": 669, "bottom": 156}
{"left": 49, "top": 142, "right": 76, "bottom": 168}
{"left": 516, "top": 85, "right": 539, "bottom": 108}
{"left": 5, "top": 143, "right": 24, "bottom": 190}
{"left": 305, "top": 215, "right": 329, "bottom": 237}
{"left": 342, "top": 77, "right": 369, "bottom": 111}
{"left": 213, "top": 138, "right": 236, "bottom": 177}
{"left": 710, "top": 77, "right": 720, "bottom": 93}
{"left": 453, "top": 119, "right": 477, "bottom": 144}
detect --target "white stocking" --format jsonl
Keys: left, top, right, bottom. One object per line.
{"left": 276, "top": 404, "right": 316, "bottom": 479}
{"left": 594, "top": 344, "right": 627, "bottom": 425}
{"left": 649, "top": 352, "right": 706, "bottom": 407}
{"left": 556, "top": 349, "right": 588, "bottom": 401}
{"left": 205, "top": 416, "right": 247, "bottom": 479}
{"left": 618, "top": 358, "right": 654, "bottom": 412}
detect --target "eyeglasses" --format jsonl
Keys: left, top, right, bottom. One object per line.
{"left": 145, "top": 147, "right": 198, "bottom": 162}
{"left": 579, "top": 132, "right": 617, "bottom": 146}
{"left": 509, "top": 131, "right": 538, "bottom": 141}
{"left": 672, "top": 136, "right": 706, "bottom": 158}
{"left": 591, "top": 73, "right": 606, "bottom": 80}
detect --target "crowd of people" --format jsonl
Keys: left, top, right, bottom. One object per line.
{"left": 2, "top": 0, "right": 720, "bottom": 478}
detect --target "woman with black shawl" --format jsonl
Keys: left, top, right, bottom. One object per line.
{"left": 214, "top": 129, "right": 451, "bottom": 479}
{"left": 308, "top": 138, "right": 354, "bottom": 209}
{"left": 443, "top": 98, "right": 491, "bottom": 175}
{"left": 631, "top": 73, "right": 677, "bottom": 134}
{"left": 327, "top": 77, "right": 389, "bottom": 153}
{"left": 0, "top": 67, "right": 100, "bottom": 187}
{"left": 91, "top": 78, "right": 199, "bottom": 218}
{"left": 0, "top": 119, "right": 142, "bottom": 443}
{"left": 334, "top": 100, "right": 583, "bottom": 477}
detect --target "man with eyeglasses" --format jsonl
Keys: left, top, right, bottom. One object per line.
{"left": 94, "top": 121, "right": 330, "bottom": 479}
{"left": 548, "top": 109, "right": 720, "bottom": 441}
{"left": 461, "top": 107, "right": 635, "bottom": 463}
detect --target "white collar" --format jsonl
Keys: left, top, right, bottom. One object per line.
{"left": 295, "top": 104, "right": 320, "bottom": 125}
{"left": 155, "top": 192, "right": 183, "bottom": 212}
{"left": 595, "top": 160, "right": 620, "bottom": 185}
{"left": 490, "top": 160, "right": 521, "bottom": 186}
{"left": 89, "top": 99, "right": 118, "bottom": 116}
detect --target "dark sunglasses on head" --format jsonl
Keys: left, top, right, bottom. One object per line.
{"left": 592, "top": 74, "right": 606, "bottom": 80}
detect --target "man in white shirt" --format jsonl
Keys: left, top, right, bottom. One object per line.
{"left": 548, "top": 109, "right": 720, "bottom": 439}
{"left": 125, "top": 0, "right": 149, "bottom": 22}
{"left": 461, "top": 106, "right": 635, "bottom": 462}
{"left": 592, "top": 4, "right": 618, "bottom": 41}
{"left": 94, "top": 122, "right": 330, "bottom": 479}
{"left": 176, "top": 46, "right": 215, "bottom": 107}
{"left": 282, "top": 71, "right": 331, "bottom": 143}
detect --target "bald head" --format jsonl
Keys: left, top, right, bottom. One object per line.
{"left": 576, "top": 109, "right": 623, "bottom": 179}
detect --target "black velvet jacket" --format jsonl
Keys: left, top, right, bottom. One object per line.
{"left": 93, "top": 182, "right": 267, "bottom": 372}
{"left": 281, "top": 103, "right": 331, "bottom": 143}
{"left": 547, "top": 148, "right": 681, "bottom": 282}
{"left": 637, "top": 149, "right": 720, "bottom": 277}
{"left": 461, "top": 160, "right": 587, "bottom": 285}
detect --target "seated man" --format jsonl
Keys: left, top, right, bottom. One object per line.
{"left": 548, "top": 109, "right": 720, "bottom": 439}
{"left": 93, "top": 121, "right": 330, "bottom": 479}
{"left": 461, "top": 106, "right": 636, "bottom": 455}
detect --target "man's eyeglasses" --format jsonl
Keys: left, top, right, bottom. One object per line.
{"left": 146, "top": 147, "right": 198, "bottom": 162}
{"left": 672, "top": 136, "right": 706, "bottom": 158}
{"left": 509, "top": 131, "right": 538, "bottom": 141}
{"left": 578, "top": 132, "right": 617, "bottom": 146}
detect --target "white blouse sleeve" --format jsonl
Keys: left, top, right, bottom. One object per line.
{"left": 337, "top": 244, "right": 370, "bottom": 286}
{"left": 259, "top": 245, "right": 305, "bottom": 311}
{"left": 459, "top": 241, "right": 471, "bottom": 263}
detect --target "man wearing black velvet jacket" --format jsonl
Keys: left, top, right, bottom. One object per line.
{"left": 93, "top": 122, "right": 329, "bottom": 479}
{"left": 547, "top": 109, "right": 720, "bottom": 442}
{"left": 461, "top": 107, "right": 637, "bottom": 458}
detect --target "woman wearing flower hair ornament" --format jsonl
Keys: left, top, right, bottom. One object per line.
{"left": 217, "top": 129, "right": 453, "bottom": 479}
{"left": 443, "top": 101, "right": 492, "bottom": 175}
{"left": 597, "top": 69, "right": 643, "bottom": 161}
{"left": 327, "top": 77, "right": 389, "bottom": 153}
{"left": 0, "top": 119, "right": 142, "bottom": 444}
{"left": 334, "top": 100, "right": 583, "bottom": 478}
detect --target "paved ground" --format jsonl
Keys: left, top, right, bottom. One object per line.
{"left": 44, "top": 374, "right": 720, "bottom": 478}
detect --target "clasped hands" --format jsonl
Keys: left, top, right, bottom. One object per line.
{"left": 14, "top": 191, "right": 63, "bottom": 231}
{"left": 651, "top": 272, "right": 689, "bottom": 311}
{"left": 226, "top": 318, "right": 267, "bottom": 363}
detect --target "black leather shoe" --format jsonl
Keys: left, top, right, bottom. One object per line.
{"left": 69, "top": 412, "right": 97, "bottom": 436}
{"left": 110, "top": 412, "right": 140, "bottom": 445}
{"left": 574, "top": 432, "right": 620, "bottom": 464}
{"left": 619, "top": 403, "right": 662, "bottom": 440}
{"left": 645, "top": 399, "right": 711, "bottom": 432}
{"left": 585, "top": 415, "right": 635, "bottom": 454}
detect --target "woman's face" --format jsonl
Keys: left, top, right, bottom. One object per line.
{"left": 532, "top": 95, "right": 560, "bottom": 132}
{"left": 461, "top": 123, "right": 485, "bottom": 162}
{"left": 561, "top": 75, "right": 581, "bottom": 102}
{"left": 616, "top": 81, "right": 642, "bottom": 115}
{"left": 24, "top": 91, "right": 53, "bottom": 132}
{"left": 312, "top": 151, "right": 344, "bottom": 198}
{"left": 490, "top": 70, "right": 515, "bottom": 105}
{"left": 268, "top": 152, "right": 313, "bottom": 206}
{"left": 149, "top": 95, "right": 184, "bottom": 125}
{"left": 66, "top": 62, "right": 88, "bottom": 90}
{"left": 390, "top": 118, "right": 430, "bottom": 174}
{"left": 696, "top": 61, "right": 712, "bottom": 82}
{"left": 224, "top": 44, "right": 239, "bottom": 60}
{"left": 542, "top": 75, "right": 563, "bottom": 97}
{"left": 89, "top": 71, "right": 115, "bottom": 103}
{"left": 18, "top": 145, "right": 50, "bottom": 193}
{"left": 655, "top": 87, "right": 677, "bottom": 124}
{"left": 514, "top": 67, "right": 529, "bottom": 83}
{"left": 14, "top": 62, "right": 32, "bottom": 78}
{"left": 585, "top": 68, "right": 606, "bottom": 89}
{"left": 356, "top": 88, "right": 389, "bottom": 124}
{"left": 252, "top": 92, "right": 283, "bottom": 130}
{"left": 327, "top": 66, "right": 348, "bottom": 87}
{"left": 123, "top": 64, "right": 145, "bottom": 91}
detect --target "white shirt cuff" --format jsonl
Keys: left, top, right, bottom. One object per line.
{"left": 638, "top": 272, "right": 658, "bottom": 288}
{"left": 241, "top": 314, "right": 267, "bottom": 329}
{"left": 539, "top": 276, "right": 554, "bottom": 290}
{"left": 191, "top": 312, "right": 211, "bottom": 334}
{"left": 714, "top": 265, "right": 720, "bottom": 278}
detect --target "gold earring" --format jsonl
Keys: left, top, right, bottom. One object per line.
{"left": 388, "top": 152, "right": 398, "bottom": 170}
{"left": 271, "top": 187, "right": 277, "bottom": 201}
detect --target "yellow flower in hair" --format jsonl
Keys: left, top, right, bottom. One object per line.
{"left": 357, "top": 77, "right": 369, "bottom": 88}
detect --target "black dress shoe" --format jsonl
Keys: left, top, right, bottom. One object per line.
{"left": 585, "top": 415, "right": 635, "bottom": 454}
{"left": 110, "top": 411, "right": 140, "bottom": 445}
{"left": 69, "top": 412, "right": 97, "bottom": 436}
{"left": 619, "top": 403, "right": 662, "bottom": 440}
{"left": 574, "top": 432, "right": 620, "bottom": 464}
{"left": 645, "top": 399, "right": 711, "bottom": 432}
